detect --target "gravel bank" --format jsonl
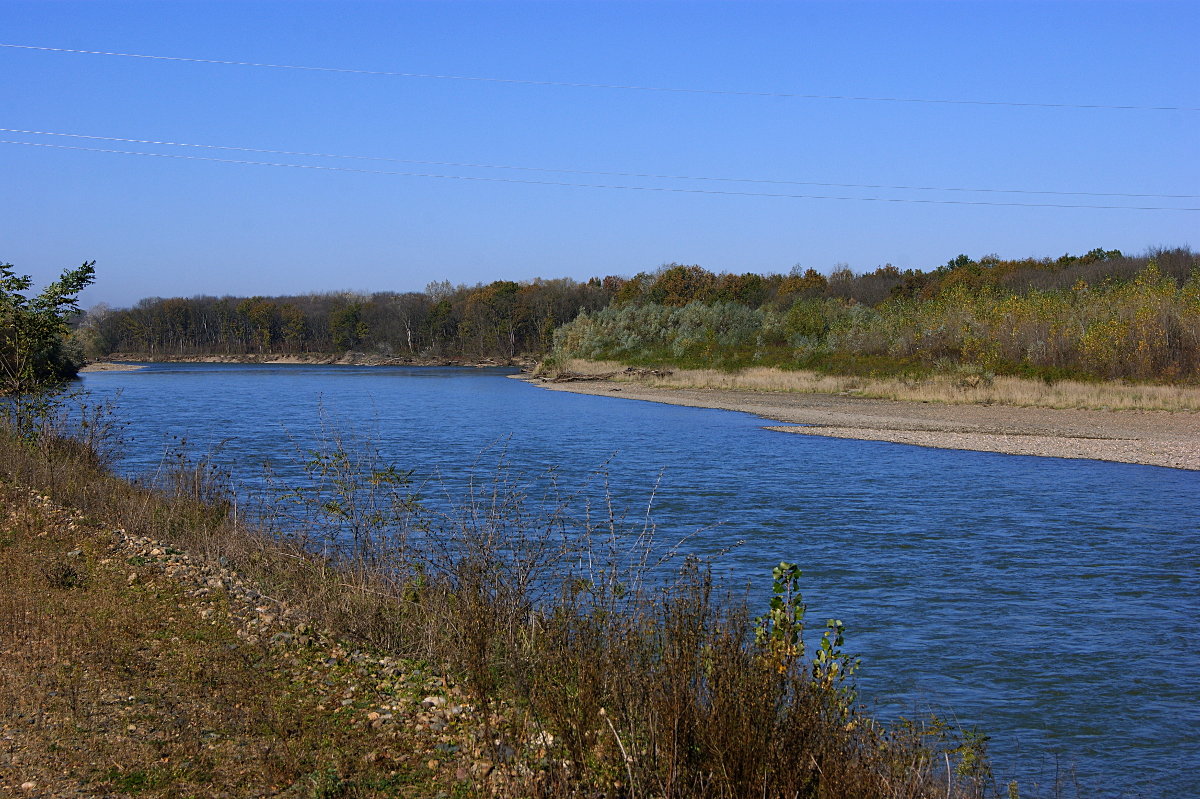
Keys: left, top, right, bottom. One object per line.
{"left": 519, "top": 376, "right": 1200, "bottom": 471}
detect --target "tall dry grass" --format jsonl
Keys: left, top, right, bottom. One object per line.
{"left": 555, "top": 358, "right": 1200, "bottom": 411}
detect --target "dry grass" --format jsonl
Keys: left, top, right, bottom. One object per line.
{"left": 0, "top": 487, "right": 465, "bottom": 798}
{"left": 554, "top": 358, "right": 1200, "bottom": 411}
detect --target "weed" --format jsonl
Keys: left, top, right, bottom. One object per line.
{"left": 41, "top": 557, "right": 85, "bottom": 589}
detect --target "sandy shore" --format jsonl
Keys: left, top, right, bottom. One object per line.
{"left": 78, "top": 362, "right": 147, "bottom": 372}
{"left": 519, "top": 376, "right": 1200, "bottom": 471}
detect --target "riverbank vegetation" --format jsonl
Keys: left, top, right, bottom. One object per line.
{"left": 550, "top": 248, "right": 1200, "bottom": 385}
{"left": 546, "top": 358, "right": 1200, "bottom": 412}
{"left": 1, "top": 261, "right": 95, "bottom": 394}
{"left": 80, "top": 247, "right": 1200, "bottom": 394}
{"left": 1, "top": 402, "right": 1006, "bottom": 798}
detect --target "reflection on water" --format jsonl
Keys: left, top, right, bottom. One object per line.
{"left": 83, "top": 363, "right": 1200, "bottom": 799}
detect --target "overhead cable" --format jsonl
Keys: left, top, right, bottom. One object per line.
{"left": 4, "top": 139, "right": 1197, "bottom": 211}
{"left": 2, "top": 43, "right": 1196, "bottom": 112}
{"left": 3, "top": 128, "right": 1195, "bottom": 200}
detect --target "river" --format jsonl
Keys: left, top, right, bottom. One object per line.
{"left": 81, "top": 363, "right": 1200, "bottom": 798}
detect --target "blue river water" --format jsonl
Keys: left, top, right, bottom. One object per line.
{"left": 81, "top": 363, "right": 1200, "bottom": 798}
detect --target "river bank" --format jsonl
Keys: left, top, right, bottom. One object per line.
{"left": 0, "top": 486, "right": 515, "bottom": 798}
{"left": 520, "top": 374, "right": 1200, "bottom": 471}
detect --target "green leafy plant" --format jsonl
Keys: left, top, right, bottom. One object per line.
{"left": 813, "top": 617, "right": 861, "bottom": 716}
{"left": 1, "top": 261, "right": 98, "bottom": 446}
{"left": 754, "top": 561, "right": 805, "bottom": 673}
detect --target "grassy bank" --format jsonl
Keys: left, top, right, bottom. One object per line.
{"left": 1, "top": 486, "right": 470, "bottom": 797}
{"left": 0, "top": 417, "right": 1000, "bottom": 798}
{"left": 542, "top": 358, "right": 1200, "bottom": 411}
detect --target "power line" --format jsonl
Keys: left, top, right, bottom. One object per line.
{"left": 3, "top": 128, "right": 1195, "bottom": 200}
{"left": 4, "top": 138, "right": 1197, "bottom": 211}
{"left": 3, "top": 42, "right": 1196, "bottom": 113}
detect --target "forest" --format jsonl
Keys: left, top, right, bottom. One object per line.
{"left": 78, "top": 247, "right": 1200, "bottom": 383}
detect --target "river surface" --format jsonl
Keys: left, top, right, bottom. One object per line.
{"left": 82, "top": 363, "right": 1199, "bottom": 798}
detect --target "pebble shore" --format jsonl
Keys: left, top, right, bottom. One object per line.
{"left": 522, "top": 377, "right": 1200, "bottom": 471}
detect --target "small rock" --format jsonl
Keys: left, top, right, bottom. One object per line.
{"left": 20, "top": 781, "right": 36, "bottom": 792}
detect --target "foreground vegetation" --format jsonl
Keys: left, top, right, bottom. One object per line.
{"left": 2, "top": 484, "right": 462, "bottom": 797}
{"left": 0, "top": 402, "right": 1010, "bottom": 798}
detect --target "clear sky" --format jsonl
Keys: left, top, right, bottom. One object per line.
{"left": 2, "top": 0, "right": 1197, "bottom": 308}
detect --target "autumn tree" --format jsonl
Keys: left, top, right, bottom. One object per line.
{"left": 647, "top": 264, "right": 717, "bottom": 307}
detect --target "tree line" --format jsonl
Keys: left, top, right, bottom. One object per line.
{"left": 79, "top": 278, "right": 613, "bottom": 360}
{"left": 76, "top": 247, "right": 1200, "bottom": 381}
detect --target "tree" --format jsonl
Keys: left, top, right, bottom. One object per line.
{"left": 329, "top": 301, "right": 367, "bottom": 350}
{"left": 777, "top": 268, "right": 828, "bottom": 304}
{"left": 647, "top": 264, "right": 717, "bottom": 307}
{"left": 237, "top": 297, "right": 280, "bottom": 353}
{"left": 279, "top": 303, "right": 309, "bottom": 352}
{"left": 0, "top": 261, "right": 96, "bottom": 395}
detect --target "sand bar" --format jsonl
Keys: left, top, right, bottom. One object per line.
{"left": 78, "top": 361, "right": 147, "bottom": 372}
{"left": 519, "top": 376, "right": 1200, "bottom": 471}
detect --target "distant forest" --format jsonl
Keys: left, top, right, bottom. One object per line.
{"left": 79, "top": 247, "right": 1200, "bottom": 382}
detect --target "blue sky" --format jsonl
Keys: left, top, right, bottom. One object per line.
{"left": 2, "top": 0, "right": 1197, "bottom": 308}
